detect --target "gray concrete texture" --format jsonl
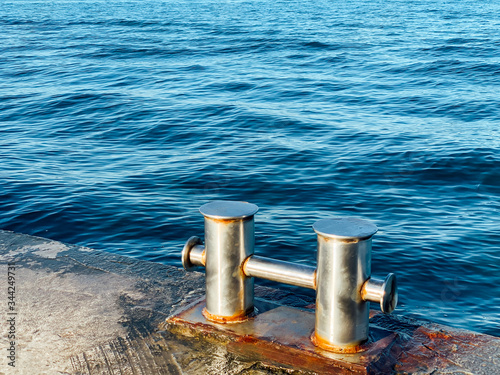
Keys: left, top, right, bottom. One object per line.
{"left": 0, "top": 230, "right": 499, "bottom": 374}
{"left": 0, "top": 230, "right": 285, "bottom": 375}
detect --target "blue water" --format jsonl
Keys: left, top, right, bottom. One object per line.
{"left": 1, "top": 0, "right": 499, "bottom": 336}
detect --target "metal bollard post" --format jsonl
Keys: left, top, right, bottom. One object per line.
{"left": 182, "top": 202, "right": 397, "bottom": 352}
{"left": 183, "top": 200, "right": 258, "bottom": 323}
{"left": 312, "top": 218, "right": 397, "bottom": 352}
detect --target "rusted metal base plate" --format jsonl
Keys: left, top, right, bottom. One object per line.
{"left": 165, "top": 298, "right": 401, "bottom": 374}
{"left": 165, "top": 298, "right": 500, "bottom": 374}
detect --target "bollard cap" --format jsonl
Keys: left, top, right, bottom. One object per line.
{"left": 199, "top": 200, "right": 259, "bottom": 220}
{"left": 313, "top": 217, "right": 377, "bottom": 240}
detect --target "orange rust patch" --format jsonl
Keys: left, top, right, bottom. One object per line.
{"left": 420, "top": 328, "right": 453, "bottom": 340}
{"left": 201, "top": 307, "right": 253, "bottom": 324}
{"left": 167, "top": 297, "right": 500, "bottom": 374}
{"left": 339, "top": 238, "right": 360, "bottom": 244}
{"left": 209, "top": 216, "right": 252, "bottom": 224}
{"left": 229, "top": 339, "right": 368, "bottom": 375}
{"left": 321, "top": 236, "right": 360, "bottom": 244}
{"left": 201, "top": 249, "right": 206, "bottom": 266}
{"left": 311, "top": 332, "right": 368, "bottom": 354}
{"left": 241, "top": 256, "right": 251, "bottom": 276}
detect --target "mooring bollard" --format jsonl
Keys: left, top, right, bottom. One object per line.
{"left": 182, "top": 200, "right": 398, "bottom": 352}
{"left": 312, "top": 218, "right": 397, "bottom": 352}
{"left": 184, "top": 201, "right": 258, "bottom": 322}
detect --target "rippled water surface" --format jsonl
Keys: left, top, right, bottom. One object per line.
{"left": 1, "top": 0, "right": 499, "bottom": 336}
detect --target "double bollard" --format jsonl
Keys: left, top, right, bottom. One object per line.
{"left": 182, "top": 201, "right": 398, "bottom": 353}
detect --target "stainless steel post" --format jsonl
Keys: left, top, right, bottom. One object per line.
{"left": 199, "top": 200, "right": 258, "bottom": 323}
{"left": 182, "top": 204, "right": 397, "bottom": 351}
{"left": 312, "top": 218, "right": 378, "bottom": 352}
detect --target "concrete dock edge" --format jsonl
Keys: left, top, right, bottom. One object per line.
{"left": 0, "top": 230, "right": 498, "bottom": 374}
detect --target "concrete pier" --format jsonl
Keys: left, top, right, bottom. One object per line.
{"left": 0, "top": 230, "right": 499, "bottom": 374}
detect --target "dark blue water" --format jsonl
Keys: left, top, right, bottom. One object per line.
{"left": 1, "top": 0, "right": 499, "bottom": 336}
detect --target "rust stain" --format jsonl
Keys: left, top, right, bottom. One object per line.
{"left": 166, "top": 298, "right": 500, "bottom": 374}
{"left": 209, "top": 216, "right": 252, "bottom": 224}
{"left": 228, "top": 339, "right": 367, "bottom": 375}
{"left": 311, "top": 332, "right": 368, "bottom": 354}
{"left": 339, "top": 238, "right": 360, "bottom": 244}
{"left": 241, "top": 256, "right": 251, "bottom": 277}
{"left": 360, "top": 279, "right": 371, "bottom": 301}
{"left": 201, "top": 307, "right": 253, "bottom": 324}
{"left": 321, "top": 236, "right": 360, "bottom": 244}
{"left": 392, "top": 324, "right": 500, "bottom": 373}
{"left": 210, "top": 218, "right": 237, "bottom": 224}
{"left": 420, "top": 328, "right": 453, "bottom": 341}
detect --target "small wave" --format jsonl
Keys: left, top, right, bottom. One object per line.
{"left": 301, "top": 41, "right": 342, "bottom": 50}
{"left": 1, "top": 0, "right": 500, "bottom": 337}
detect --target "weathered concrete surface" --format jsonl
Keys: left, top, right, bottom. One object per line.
{"left": 0, "top": 230, "right": 499, "bottom": 375}
{"left": 0, "top": 230, "right": 283, "bottom": 375}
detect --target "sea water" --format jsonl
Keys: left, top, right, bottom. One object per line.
{"left": 1, "top": 0, "right": 499, "bottom": 336}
